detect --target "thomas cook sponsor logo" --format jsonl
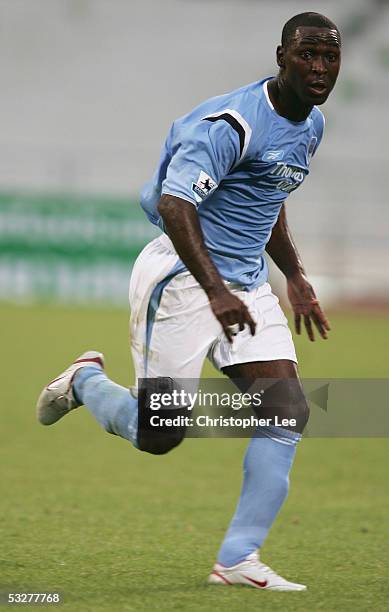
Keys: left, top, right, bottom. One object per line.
{"left": 270, "top": 162, "right": 306, "bottom": 194}
{"left": 191, "top": 171, "right": 218, "bottom": 203}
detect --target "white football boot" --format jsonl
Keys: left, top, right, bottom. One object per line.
{"left": 208, "top": 551, "right": 306, "bottom": 591}
{"left": 36, "top": 351, "right": 104, "bottom": 425}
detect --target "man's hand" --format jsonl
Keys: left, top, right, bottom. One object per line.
{"left": 287, "top": 272, "right": 330, "bottom": 341}
{"left": 209, "top": 287, "right": 256, "bottom": 343}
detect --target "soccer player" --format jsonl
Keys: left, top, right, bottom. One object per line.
{"left": 37, "top": 12, "right": 341, "bottom": 591}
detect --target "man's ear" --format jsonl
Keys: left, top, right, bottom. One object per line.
{"left": 276, "top": 45, "right": 285, "bottom": 69}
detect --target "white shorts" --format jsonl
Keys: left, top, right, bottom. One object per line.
{"left": 129, "top": 234, "right": 297, "bottom": 382}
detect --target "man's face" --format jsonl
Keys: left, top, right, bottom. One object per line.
{"left": 278, "top": 26, "right": 341, "bottom": 105}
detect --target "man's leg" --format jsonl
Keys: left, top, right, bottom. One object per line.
{"left": 217, "top": 359, "right": 308, "bottom": 566}
{"left": 72, "top": 365, "right": 140, "bottom": 445}
{"left": 36, "top": 351, "right": 142, "bottom": 447}
{"left": 37, "top": 236, "right": 189, "bottom": 453}
{"left": 37, "top": 245, "right": 221, "bottom": 455}
{"left": 37, "top": 349, "right": 191, "bottom": 454}
{"left": 72, "top": 367, "right": 186, "bottom": 454}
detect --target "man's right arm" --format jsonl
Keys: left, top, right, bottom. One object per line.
{"left": 158, "top": 194, "right": 256, "bottom": 342}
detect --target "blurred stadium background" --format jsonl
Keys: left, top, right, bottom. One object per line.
{"left": 2, "top": 3, "right": 389, "bottom": 611}
{"left": 1, "top": 0, "right": 388, "bottom": 306}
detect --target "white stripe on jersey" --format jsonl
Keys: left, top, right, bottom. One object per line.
{"left": 202, "top": 108, "right": 252, "bottom": 161}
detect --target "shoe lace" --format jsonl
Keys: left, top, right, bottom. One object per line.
{"left": 248, "top": 555, "right": 281, "bottom": 580}
{"left": 257, "top": 562, "right": 280, "bottom": 579}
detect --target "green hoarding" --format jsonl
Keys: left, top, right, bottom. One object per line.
{"left": 0, "top": 191, "right": 159, "bottom": 305}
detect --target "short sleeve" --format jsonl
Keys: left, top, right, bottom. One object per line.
{"left": 162, "top": 117, "right": 244, "bottom": 206}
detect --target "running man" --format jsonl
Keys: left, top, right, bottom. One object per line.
{"left": 37, "top": 12, "right": 341, "bottom": 591}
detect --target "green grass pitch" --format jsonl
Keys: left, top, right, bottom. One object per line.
{"left": 1, "top": 302, "right": 389, "bottom": 611}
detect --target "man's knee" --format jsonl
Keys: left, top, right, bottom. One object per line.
{"left": 279, "top": 381, "right": 309, "bottom": 433}
{"left": 292, "top": 394, "right": 310, "bottom": 432}
{"left": 137, "top": 430, "right": 185, "bottom": 455}
{"left": 257, "top": 379, "right": 310, "bottom": 433}
{"left": 137, "top": 376, "right": 188, "bottom": 455}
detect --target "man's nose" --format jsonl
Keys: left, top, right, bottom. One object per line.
{"left": 312, "top": 56, "right": 327, "bottom": 74}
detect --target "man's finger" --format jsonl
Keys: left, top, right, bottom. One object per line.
{"left": 223, "top": 326, "right": 234, "bottom": 343}
{"left": 295, "top": 312, "right": 301, "bottom": 335}
{"left": 304, "top": 315, "right": 315, "bottom": 341}
{"left": 312, "top": 304, "right": 331, "bottom": 331}
{"left": 224, "top": 311, "right": 238, "bottom": 326}
{"left": 239, "top": 305, "right": 256, "bottom": 336}
{"left": 311, "top": 310, "right": 328, "bottom": 339}
{"left": 226, "top": 322, "right": 240, "bottom": 336}
{"left": 246, "top": 313, "right": 256, "bottom": 336}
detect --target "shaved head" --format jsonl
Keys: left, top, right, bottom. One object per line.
{"left": 281, "top": 12, "right": 341, "bottom": 48}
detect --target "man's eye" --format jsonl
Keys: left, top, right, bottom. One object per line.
{"left": 301, "top": 51, "right": 313, "bottom": 60}
{"left": 327, "top": 54, "right": 337, "bottom": 62}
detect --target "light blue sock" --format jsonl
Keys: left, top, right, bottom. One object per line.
{"left": 218, "top": 425, "right": 301, "bottom": 566}
{"left": 73, "top": 367, "right": 138, "bottom": 446}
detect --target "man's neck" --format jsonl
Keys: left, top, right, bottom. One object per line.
{"left": 267, "top": 78, "right": 312, "bottom": 122}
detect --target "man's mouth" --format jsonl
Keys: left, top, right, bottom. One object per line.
{"left": 307, "top": 81, "right": 328, "bottom": 96}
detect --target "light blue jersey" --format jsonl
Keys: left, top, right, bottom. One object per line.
{"left": 140, "top": 77, "right": 324, "bottom": 290}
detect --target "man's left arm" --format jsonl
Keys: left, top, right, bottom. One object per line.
{"left": 265, "top": 203, "right": 330, "bottom": 341}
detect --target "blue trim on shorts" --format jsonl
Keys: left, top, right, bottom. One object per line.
{"left": 144, "top": 261, "right": 183, "bottom": 373}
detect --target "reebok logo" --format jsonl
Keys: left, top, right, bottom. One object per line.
{"left": 263, "top": 150, "right": 284, "bottom": 161}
